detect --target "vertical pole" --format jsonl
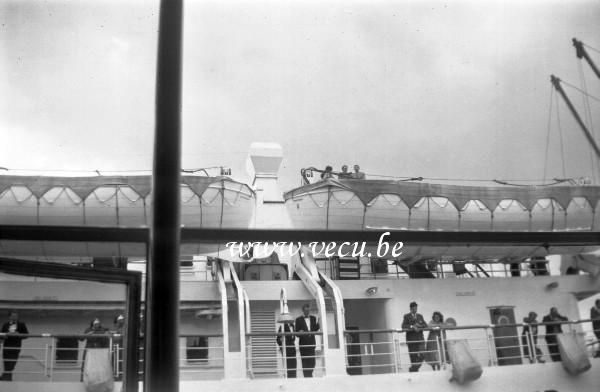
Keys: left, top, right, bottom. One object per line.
{"left": 146, "top": 0, "right": 183, "bottom": 391}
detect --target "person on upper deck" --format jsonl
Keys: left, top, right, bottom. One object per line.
{"left": 320, "top": 166, "right": 334, "bottom": 180}
{"left": 402, "top": 301, "right": 427, "bottom": 372}
{"left": 542, "top": 307, "right": 568, "bottom": 362}
{"left": 338, "top": 165, "right": 352, "bottom": 179}
{"left": 351, "top": 164, "right": 366, "bottom": 179}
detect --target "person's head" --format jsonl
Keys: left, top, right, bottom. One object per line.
{"left": 341, "top": 165, "right": 348, "bottom": 173}
{"left": 353, "top": 164, "right": 360, "bottom": 173}
{"left": 8, "top": 310, "right": 18, "bottom": 322}
{"left": 550, "top": 307, "right": 558, "bottom": 316}
{"left": 409, "top": 301, "right": 418, "bottom": 314}
{"left": 528, "top": 311, "right": 537, "bottom": 321}
{"left": 302, "top": 304, "right": 311, "bottom": 317}
{"left": 91, "top": 318, "right": 102, "bottom": 329}
{"left": 115, "top": 314, "right": 125, "bottom": 327}
{"left": 432, "top": 311, "right": 443, "bottom": 323}
{"left": 596, "top": 299, "right": 600, "bottom": 308}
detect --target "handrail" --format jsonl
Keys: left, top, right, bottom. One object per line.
{"left": 248, "top": 331, "right": 324, "bottom": 338}
{"left": 215, "top": 262, "right": 229, "bottom": 356}
{"left": 226, "top": 258, "right": 247, "bottom": 366}
{"left": 318, "top": 270, "right": 346, "bottom": 349}
{"left": 341, "top": 318, "right": 598, "bottom": 335}
{"left": 0, "top": 318, "right": 594, "bottom": 340}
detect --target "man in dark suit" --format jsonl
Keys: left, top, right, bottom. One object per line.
{"left": 276, "top": 322, "right": 297, "bottom": 378}
{"left": 402, "top": 301, "right": 427, "bottom": 372}
{"left": 295, "top": 304, "right": 320, "bottom": 377}
{"left": 1, "top": 311, "right": 29, "bottom": 381}
{"left": 542, "top": 307, "right": 568, "bottom": 362}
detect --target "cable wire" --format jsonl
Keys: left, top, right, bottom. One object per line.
{"left": 561, "top": 79, "right": 600, "bottom": 103}
{"left": 555, "top": 91, "right": 567, "bottom": 178}
{"left": 543, "top": 86, "right": 554, "bottom": 183}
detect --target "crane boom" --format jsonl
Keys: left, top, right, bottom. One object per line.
{"left": 573, "top": 38, "right": 600, "bottom": 80}
{"left": 550, "top": 74, "right": 600, "bottom": 160}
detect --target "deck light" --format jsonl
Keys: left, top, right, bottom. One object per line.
{"left": 366, "top": 286, "right": 378, "bottom": 296}
{"left": 277, "top": 288, "right": 295, "bottom": 324}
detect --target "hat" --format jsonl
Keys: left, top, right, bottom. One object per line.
{"left": 409, "top": 301, "right": 418, "bottom": 308}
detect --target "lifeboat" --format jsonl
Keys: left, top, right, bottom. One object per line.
{"left": 284, "top": 178, "right": 600, "bottom": 258}
{"left": 0, "top": 175, "right": 254, "bottom": 258}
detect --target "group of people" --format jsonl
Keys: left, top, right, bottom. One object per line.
{"left": 400, "top": 301, "right": 589, "bottom": 372}
{"left": 401, "top": 302, "right": 454, "bottom": 372}
{"left": 276, "top": 304, "right": 320, "bottom": 378}
{"left": 521, "top": 307, "right": 569, "bottom": 363}
{"left": 321, "top": 164, "right": 366, "bottom": 180}
{"left": 0, "top": 311, "right": 125, "bottom": 383}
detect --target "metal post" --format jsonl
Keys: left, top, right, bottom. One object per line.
{"left": 145, "top": 0, "right": 183, "bottom": 391}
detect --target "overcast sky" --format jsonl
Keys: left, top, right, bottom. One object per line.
{"left": 1, "top": 0, "right": 599, "bottom": 191}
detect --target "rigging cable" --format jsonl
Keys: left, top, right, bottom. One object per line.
{"left": 560, "top": 79, "right": 600, "bottom": 103}
{"left": 583, "top": 42, "right": 600, "bottom": 55}
{"left": 543, "top": 85, "right": 554, "bottom": 183}
{"left": 578, "top": 59, "right": 598, "bottom": 183}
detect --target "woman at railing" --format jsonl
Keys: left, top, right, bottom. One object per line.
{"left": 79, "top": 318, "right": 113, "bottom": 391}
{"left": 423, "top": 311, "right": 445, "bottom": 370}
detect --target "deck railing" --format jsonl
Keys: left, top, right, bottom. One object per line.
{"left": 0, "top": 320, "right": 597, "bottom": 382}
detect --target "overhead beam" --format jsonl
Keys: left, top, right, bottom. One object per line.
{"left": 0, "top": 225, "right": 599, "bottom": 247}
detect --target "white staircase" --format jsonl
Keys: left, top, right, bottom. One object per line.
{"left": 248, "top": 303, "right": 278, "bottom": 378}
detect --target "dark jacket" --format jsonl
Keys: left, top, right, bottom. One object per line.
{"left": 277, "top": 323, "right": 296, "bottom": 352}
{"left": 591, "top": 306, "right": 600, "bottom": 331}
{"left": 295, "top": 315, "right": 319, "bottom": 348}
{"left": 542, "top": 314, "right": 568, "bottom": 335}
{"left": 402, "top": 312, "right": 427, "bottom": 342}
{"left": 80, "top": 327, "right": 110, "bottom": 348}
{"left": 522, "top": 317, "right": 539, "bottom": 338}
{"left": 1, "top": 321, "right": 29, "bottom": 348}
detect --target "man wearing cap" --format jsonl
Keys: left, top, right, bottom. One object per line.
{"left": 402, "top": 301, "right": 427, "bottom": 372}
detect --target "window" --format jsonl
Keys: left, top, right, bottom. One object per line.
{"left": 186, "top": 336, "right": 208, "bottom": 363}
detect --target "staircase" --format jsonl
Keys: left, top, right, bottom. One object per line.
{"left": 248, "top": 303, "right": 278, "bottom": 378}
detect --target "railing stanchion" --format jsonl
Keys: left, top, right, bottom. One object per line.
{"left": 49, "top": 337, "right": 55, "bottom": 381}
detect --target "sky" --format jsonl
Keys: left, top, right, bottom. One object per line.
{"left": 1, "top": 0, "right": 600, "bottom": 192}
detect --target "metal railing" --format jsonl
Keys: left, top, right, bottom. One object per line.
{"left": 0, "top": 321, "right": 597, "bottom": 382}
{"left": 315, "top": 258, "right": 558, "bottom": 280}
{"left": 0, "top": 333, "right": 225, "bottom": 382}
{"left": 341, "top": 319, "right": 599, "bottom": 375}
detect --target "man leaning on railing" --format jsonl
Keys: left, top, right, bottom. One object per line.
{"left": 0, "top": 310, "right": 29, "bottom": 381}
